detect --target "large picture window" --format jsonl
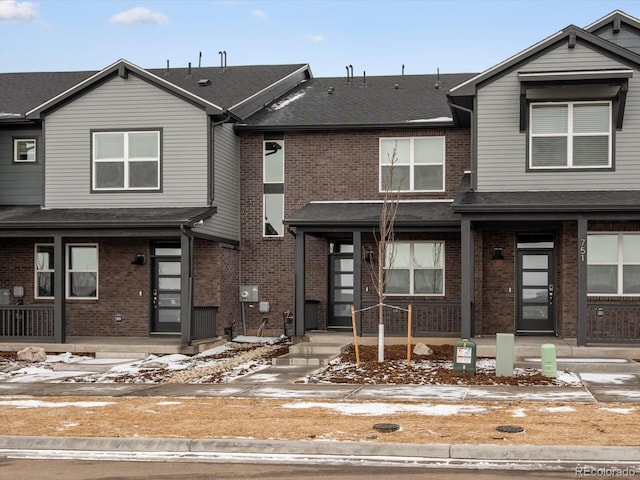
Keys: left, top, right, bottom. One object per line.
{"left": 385, "top": 241, "right": 444, "bottom": 295}
{"left": 380, "top": 137, "right": 445, "bottom": 192}
{"left": 35, "top": 244, "right": 54, "bottom": 299}
{"left": 92, "top": 131, "right": 160, "bottom": 190}
{"left": 530, "top": 102, "right": 611, "bottom": 169}
{"left": 588, "top": 233, "right": 640, "bottom": 295}
{"left": 67, "top": 244, "right": 98, "bottom": 299}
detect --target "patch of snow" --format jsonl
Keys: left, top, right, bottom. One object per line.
{"left": 580, "top": 373, "right": 638, "bottom": 385}
{"left": 0, "top": 400, "right": 114, "bottom": 409}
{"left": 541, "top": 406, "right": 575, "bottom": 413}
{"left": 511, "top": 408, "right": 527, "bottom": 418}
{"left": 271, "top": 91, "right": 305, "bottom": 110}
{"left": 283, "top": 401, "right": 487, "bottom": 416}
{"left": 600, "top": 407, "right": 635, "bottom": 414}
{"left": 406, "top": 117, "right": 453, "bottom": 123}
{"left": 232, "top": 335, "right": 283, "bottom": 344}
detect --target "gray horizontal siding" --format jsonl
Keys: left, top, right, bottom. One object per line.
{"left": 477, "top": 42, "right": 640, "bottom": 192}
{"left": 0, "top": 127, "right": 43, "bottom": 205}
{"left": 44, "top": 75, "right": 209, "bottom": 208}
{"left": 194, "top": 123, "right": 240, "bottom": 242}
{"left": 597, "top": 24, "right": 640, "bottom": 55}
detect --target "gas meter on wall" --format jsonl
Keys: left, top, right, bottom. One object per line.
{"left": 239, "top": 285, "right": 259, "bottom": 302}
{"left": 453, "top": 339, "right": 476, "bottom": 375}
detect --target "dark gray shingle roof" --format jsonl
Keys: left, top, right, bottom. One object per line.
{"left": 0, "top": 63, "right": 308, "bottom": 117}
{"left": 239, "top": 72, "right": 477, "bottom": 129}
{"left": 0, "top": 206, "right": 215, "bottom": 228}
{"left": 453, "top": 190, "right": 640, "bottom": 213}
{"left": 285, "top": 202, "right": 459, "bottom": 228}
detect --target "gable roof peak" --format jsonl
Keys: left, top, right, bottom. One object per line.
{"left": 584, "top": 10, "right": 640, "bottom": 32}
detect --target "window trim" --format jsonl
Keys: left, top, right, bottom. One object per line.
{"left": 587, "top": 232, "right": 640, "bottom": 297}
{"left": 34, "top": 244, "right": 54, "bottom": 300}
{"left": 528, "top": 101, "right": 612, "bottom": 170}
{"left": 379, "top": 137, "right": 446, "bottom": 193}
{"left": 66, "top": 244, "right": 99, "bottom": 300}
{"left": 384, "top": 241, "right": 445, "bottom": 296}
{"left": 13, "top": 138, "right": 37, "bottom": 163}
{"left": 91, "top": 129, "right": 162, "bottom": 192}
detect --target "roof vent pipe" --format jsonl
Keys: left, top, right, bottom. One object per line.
{"left": 198, "top": 51, "right": 202, "bottom": 68}
{"left": 165, "top": 59, "right": 170, "bottom": 75}
{"left": 363, "top": 71, "right": 366, "bottom": 85}
{"left": 349, "top": 64, "right": 353, "bottom": 81}
{"left": 219, "top": 51, "right": 228, "bottom": 69}
{"left": 346, "top": 65, "right": 350, "bottom": 84}
{"left": 402, "top": 64, "right": 405, "bottom": 76}
{"left": 187, "top": 62, "right": 192, "bottom": 77}
{"left": 434, "top": 67, "right": 441, "bottom": 90}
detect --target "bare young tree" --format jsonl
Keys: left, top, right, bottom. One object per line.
{"left": 364, "top": 142, "right": 401, "bottom": 362}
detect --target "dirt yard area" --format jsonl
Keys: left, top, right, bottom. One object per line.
{"left": 0, "top": 395, "right": 637, "bottom": 447}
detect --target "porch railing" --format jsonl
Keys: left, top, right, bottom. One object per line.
{"left": 587, "top": 303, "right": 640, "bottom": 344}
{"left": 0, "top": 306, "right": 55, "bottom": 340}
{"left": 360, "top": 301, "right": 461, "bottom": 336}
{"left": 191, "top": 306, "right": 218, "bottom": 341}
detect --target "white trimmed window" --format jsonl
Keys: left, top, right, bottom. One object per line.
{"left": 263, "top": 139, "right": 284, "bottom": 237}
{"left": 588, "top": 233, "right": 640, "bottom": 295}
{"left": 67, "top": 244, "right": 98, "bottom": 299}
{"left": 92, "top": 131, "right": 160, "bottom": 190}
{"left": 530, "top": 101, "right": 611, "bottom": 169}
{"left": 380, "top": 137, "right": 445, "bottom": 192}
{"left": 14, "top": 139, "right": 36, "bottom": 163}
{"left": 35, "top": 244, "right": 54, "bottom": 299}
{"left": 385, "top": 241, "right": 445, "bottom": 295}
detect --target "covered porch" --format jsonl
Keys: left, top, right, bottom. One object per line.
{"left": 286, "top": 200, "right": 463, "bottom": 337}
{"left": 0, "top": 205, "right": 220, "bottom": 347}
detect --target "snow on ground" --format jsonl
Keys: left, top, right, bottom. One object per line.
{"left": 283, "top": 401, "right": 488, "bottom": 416}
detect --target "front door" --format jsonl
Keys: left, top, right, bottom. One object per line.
{"left": 516, "top": 245, "right": 556, "bottom": 334}
{"left": 151, "top": 245, "right": 182, "bottom": 334}
{"left": 328, "top": 242, "right": 354, "bottom": 329}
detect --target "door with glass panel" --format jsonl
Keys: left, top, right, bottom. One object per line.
{"left": 328, "top": 243, "right": 354, "bottom": 329}
{"left": 516, "top": 248, "right": 555, "bottom": 334}
{"left": 152, "top": 245, "right": 181, "bottom": 333}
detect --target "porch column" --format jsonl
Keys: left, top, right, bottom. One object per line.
{"left": 180, "top": 228, "right": 194, "bottom": 346}
{"left": 460, "top": 219, "right": 474, "bottom": 338}
{"left": 294, "top": 229, "right": 306, "bottom": 336}
{"left": 53, "top": 235, "right": 66, "bottom": 343}
{"left": 353, "top": 230, "right": 362, "bottom": 336}
{"left": 577, "top": 217, "right": 588, "bottom": 346}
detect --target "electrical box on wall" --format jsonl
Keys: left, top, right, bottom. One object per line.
{"left": 239, "top": 285, "right": 259, "bottom": 302}
{"left": 0, "top": 289, "right": 9, "bottom": 305}
{"left": 259, "top": 301, "right": 270, "bottom": 313}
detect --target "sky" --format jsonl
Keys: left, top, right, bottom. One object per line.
{"left": 1, "top": 0, "right": 640, "bottom": 78}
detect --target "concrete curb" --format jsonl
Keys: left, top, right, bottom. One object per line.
{"left": 0, "top": 436, "right": 639, "bottom": 464}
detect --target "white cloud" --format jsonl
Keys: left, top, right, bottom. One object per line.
{"left": 251, "top": 9, "right": 266, "bottom": 18}
{"left": 110, "top": 7, "right": 168, "bottom": 25}
{"left": 308, "top": 34, "right": 324, "bottom": 43}
{"left": 0, "top": 0, "right": 36, "bottom": 21}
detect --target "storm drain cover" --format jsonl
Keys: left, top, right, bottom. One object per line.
{"left": 496, "top": 425, "right": 524, "bottom": 433}
{"left": 373, "top": 423, "right": 400, "bottom": 433}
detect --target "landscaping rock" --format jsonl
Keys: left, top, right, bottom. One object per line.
{"left": 17, "top": 346, "right": 46, "bottom": 363}
{"left": 413, "top": 343, "right": 433, "bottom": 356}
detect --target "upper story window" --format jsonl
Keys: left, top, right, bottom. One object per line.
{"left": 529, "top": 101, "right": 611, "bottom": 169}
{"left": 14, "top": 138, "right": 36, "bottom": 163}
{"left": 92, "top": 130, "right": 161, "bottom": 191}
{"left": 380, "top": 137, "right": 445, "bottom": 192}
{"left": 263, "top": 138, "right": 284, "bottom": 237}
{"left": 385, "top": 241, "right": 444, "bottom": 296}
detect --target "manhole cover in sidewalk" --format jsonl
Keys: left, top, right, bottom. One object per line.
{"left": 373, "top": 423, "right": 400, "bottom": 433}
{"left": 496, "top": 425, "right": 524, "bottom": 433}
